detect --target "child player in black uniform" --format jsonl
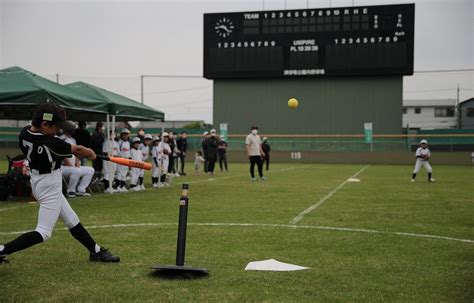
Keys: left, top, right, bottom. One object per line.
{"left": 0, "top": 103, "right": 119, "bottom": 264}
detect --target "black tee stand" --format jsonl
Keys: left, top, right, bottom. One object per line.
{"left": 151, "top": 184, "right": 209, "bottom": 278}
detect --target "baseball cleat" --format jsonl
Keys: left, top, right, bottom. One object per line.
{"left": 251, "top": 177, "right": 257, "bottom": 181}
{"left": 68, "top": 192, "right": 77, "bottom": 198}
{"left": 410, "top": 179, "right": 415, "bottom": 182}
{"left": 89, "top": 247, "right": 120, "bottom": 263}
{"left": 260, "top": 176, "right": 267, "bottom": 181}
{"left": 429, "top": 178, "right": 436, "bottom": 182}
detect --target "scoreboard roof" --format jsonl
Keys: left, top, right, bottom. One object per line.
{"left": 203, "top": 4, "right": 415, "bottom": 79}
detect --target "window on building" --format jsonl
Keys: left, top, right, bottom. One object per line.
{"left": 467, "top": 108, "right": 474, "bottom": 117}
{"left": 402, "top": 108, "right": 407, "bottom": 114}
{"left": 435, "top": 107, "right": 455, "bottom": 117}
{"left": 414, "top": 108, "right": 421, "bottom": 114}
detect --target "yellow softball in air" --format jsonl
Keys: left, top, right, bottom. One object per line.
{"left": 288, "top": 98, "right": 299, "bottom": 109}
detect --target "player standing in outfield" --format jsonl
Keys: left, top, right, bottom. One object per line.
{"left": 411, "top": 139, "right": 435, "bottom": 182}
{"left": 115, "top": 128, "right": 131, "bottom": 192}
{"left": 0, "top": 103, "right": 119, "bottom": 265}
{"left": 139, "top": 134, "right": 152, "bottom": 190}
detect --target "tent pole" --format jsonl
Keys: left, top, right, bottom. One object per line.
{"left": 111, "top": 115, "right": 116, "bottom": 193}
{"left": 106, "top": 114, "right": 111, "bottom": 194}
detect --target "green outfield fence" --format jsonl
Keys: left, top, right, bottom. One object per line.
{"left": 0, "top": 127, "right": 473, "bottom": 152}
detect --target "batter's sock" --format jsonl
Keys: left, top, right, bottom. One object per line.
{"left": 69, "top": 223, "right": 97, "bottom": 253}
{"left": 139, "top": 177, "right": 143, "bottom": 185}
{"left": 120, "top": 181, "right": 126, "bottom": 188}
{"left": 0, "top": 231, "right": 43, "bottom": 255}
{"left": 412, "top": 173, "right": 417, "bottom": 179}
{"left": 151, "top": 177, "right": 157, "bottom": 184}
{"left": 103, "top": 180, "right": 110, "bottom": 190}
{"left": 160, "top": 175, "right": 166, "bottom": 183}
{"left": 428, "top": 173, "right": 432, "bottom": 180}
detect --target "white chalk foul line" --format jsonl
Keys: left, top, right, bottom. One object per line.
{"left": 290, "top": 165, "right": 370, "bottom": 225}
{"left": 0, "top": 222, "right": 472, "bottom": 244}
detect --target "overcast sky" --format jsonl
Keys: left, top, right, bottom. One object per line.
{"left": 0, "top": 0, "right": 472, "bottom": 123}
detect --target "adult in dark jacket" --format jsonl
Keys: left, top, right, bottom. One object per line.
{"left": 176, "top": 131, "right": 188, "bottom": 175}
{"left": 90, "top": 122, "right": 105, "bottom": 172}
{"left": 201, "top": 131, "right": 209, "bottom": 173}
{"left": 218, "top": 135, "right": 228, "bottom": 172}
{"left": 206, "top": 129, "right": 219, "bottom": 175}
{"left": 262, "top": 137, "right": 271, "bottom": 171}
{"left": 72, "top": 121, "right": 91, "bottom": 165}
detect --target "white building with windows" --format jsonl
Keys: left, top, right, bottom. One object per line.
{"left": 402, "top": 99, "right": 457, "bottom": 129}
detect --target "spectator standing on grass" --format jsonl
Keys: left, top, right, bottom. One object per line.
{"left": 168, "top": 131, "right": 178, "bottom": 176}
{"left": 218, "top": 135, "right": 228, "bottom": 172}
{"left": 202, "top": 131, "right": 210, "bottom": 173}
{"left": 90, "top": 122, "right": 105, "bottom": 173}
{"left": 176, "top": 131, "right": 188, "bottom": 175}
{"left": 73, "top": 121, "right": 91, "bottom": 166}
{"left": 206, "top": 129, "right": 219, "bottom": 175}
{"left": 262, "top": 137, "right": 271, "bottom": 171}
{"left": 245, "top": 126, "right": 266, "bottom": 181}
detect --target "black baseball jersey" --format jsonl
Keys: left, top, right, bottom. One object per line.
{"left": 19, "top": 126, "right": 73, "bottom": 172}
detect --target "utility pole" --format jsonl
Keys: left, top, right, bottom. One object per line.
{"left": 456, "top": 84, "right": 460, "bottom": 129}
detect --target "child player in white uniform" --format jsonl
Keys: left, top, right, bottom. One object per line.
{"left": 102, "top": 131, "right": 119, "bottom": 193}
{"left": 139, "top": 134, "right": 152, "bottom": 190}
{"left": 130, "top": 137, "right": 143, "bottom": 191}
{"left": 411, "top": 139, "right": 435, "bottom": 182}
{"left": 158, "top": 132, "right": 172, "bottom": 187}
{"left": 116, "top": 128, "right": 131, "bottom": 192}
{"left": 151, "top": 136, "right": 161, "bottom": 188}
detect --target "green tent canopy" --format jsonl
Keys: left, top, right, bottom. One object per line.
{"left": 65, "top": 81, "right": 164, "bottom": 121}
{"left": 0, "top": 66, "right": 109, "bottom": 121}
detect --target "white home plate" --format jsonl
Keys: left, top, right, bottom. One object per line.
{"left": 245, "top": 259, "right": 309, "bottom": 271}
{"left": 347, "top": 178, "right": 361, "bottom": 182}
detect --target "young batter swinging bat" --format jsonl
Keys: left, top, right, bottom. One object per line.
{"left": 97, "top": 155, "right": 152, "bottom": 170}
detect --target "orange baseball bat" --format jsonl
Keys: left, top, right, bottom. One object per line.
{"left": 98, "top": 155, "right": 152, "bottom": 170}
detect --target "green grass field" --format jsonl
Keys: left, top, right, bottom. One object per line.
{"left": 0, "top": 163, "right": 473, "bottom": 302}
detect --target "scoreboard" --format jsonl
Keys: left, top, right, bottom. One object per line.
{"left": 203, "top": 4, "right": 414, "bottom": 79}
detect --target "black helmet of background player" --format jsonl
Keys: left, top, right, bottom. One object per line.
{"left": 120, "top": 128, "right": 130, "bottom": 140}
{"left": 31, "top": 103, "right": 76, "bottom": 136}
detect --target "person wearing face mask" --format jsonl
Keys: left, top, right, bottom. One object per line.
{"left": 245, "top": 126, "right": 266, "bottom": 181}
{"left": 206, "top": 129, "right": 219, "bottom": 175}
{"left": 137, "top": 128, "right": 145, "bottom": 142}
{"left": 90, "top": 122, "right": 105, "bottom": 173}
